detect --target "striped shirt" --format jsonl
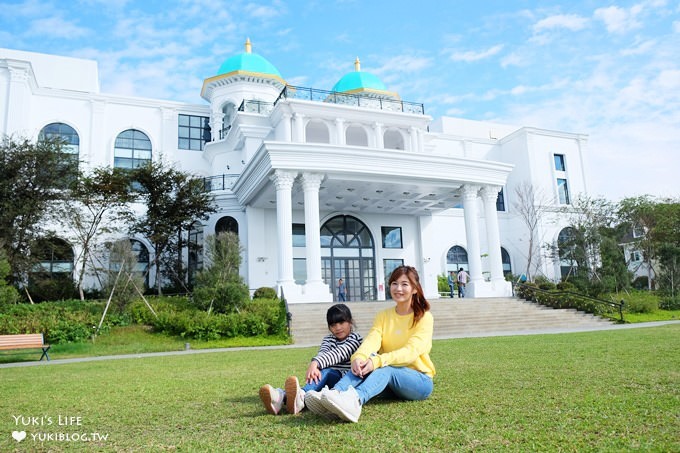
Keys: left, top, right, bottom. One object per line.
{"left": 312, "top": 331, "right": 363, "bottom": 373}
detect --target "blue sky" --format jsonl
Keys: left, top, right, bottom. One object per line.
{"left": 1, "top": 0, "right": 678, "bottom": 201}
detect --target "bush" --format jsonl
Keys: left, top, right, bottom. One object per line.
{"left": 26, "top": 274, "right": 78, "bottom": 302}
{"left": 253, "top": 287, "right": 277, "bottom": 299}
{"left": 0, "top": 300, "right": 102, "bottom": 343}
{"left": 623, "top": 297, "right": 658, "bottom": 314}
{"left": 659, "top": 295, "right": 680, "bottom": 310}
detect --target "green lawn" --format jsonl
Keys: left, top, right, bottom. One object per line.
{"left": 1, "top": 324, "right": 678, "bottom": 452}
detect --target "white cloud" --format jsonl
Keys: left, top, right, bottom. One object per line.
{"left": 450, "top": 44, "right": 504, "bottom": 62}
{"left": 27, "top": 16, "right": 90, "bottom": 39}
{"left": 533, "top": 14, "right": 589, "bottom": 32}
{"left": 594, "top": 5, "right": 642, "bottom": 34}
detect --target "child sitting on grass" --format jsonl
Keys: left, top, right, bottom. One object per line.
{"left": 259, "top": 303, "right": 362, "bottom": 415}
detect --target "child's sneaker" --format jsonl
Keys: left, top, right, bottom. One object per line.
{"left": 284, "top": 376, "right": 306, "bottom": 414}
{"left": 304, "top": 387, "right": 339, "bottom": 420}
{"left": 259, "top": 384, "right": 284, "bottom": 415}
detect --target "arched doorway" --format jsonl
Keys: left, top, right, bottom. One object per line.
{"left": 320, "top": 215, "right": 376, "bottom": 301}
{"left": 215, "top": 216, "right": 238, "bottom": 235}
{"left": 446, "top": 245, "right": 468, "bottom": 272}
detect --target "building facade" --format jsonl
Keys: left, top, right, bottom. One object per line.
{"left": 0, "top": 42, "right": 589, "bottom": 303}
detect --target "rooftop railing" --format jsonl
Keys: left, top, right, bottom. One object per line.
{"left": 275, "top": 85, "right": 425, "bottom": 115}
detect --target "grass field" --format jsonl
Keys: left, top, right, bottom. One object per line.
{"left": 1, "top": 324, "right": 678, "bottom": 452}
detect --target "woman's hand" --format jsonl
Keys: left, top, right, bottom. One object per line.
{"left": 351, "top": 358, "right": 375, "bottom": 378}
{"left": 306, "top": 361, "right": 321, "bottom": 384}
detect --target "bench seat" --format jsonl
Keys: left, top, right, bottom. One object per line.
{"left": 0, "top": 333, "right": 51, "bottom": 361}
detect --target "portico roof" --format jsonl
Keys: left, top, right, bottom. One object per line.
{"left": 231, "top": 142, "right": 514, "bottom": 215}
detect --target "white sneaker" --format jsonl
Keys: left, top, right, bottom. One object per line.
{"left": 321, "top": 386, "right": 362, "bottom": 423}
{"left": 284, "top": 376, "right": 305, "bottom": 415}
{"left": 305, "top": 387, "right": 339, "bottom": 420}
{"left": 259, "top": 384, "right": 284, "bottom": 415}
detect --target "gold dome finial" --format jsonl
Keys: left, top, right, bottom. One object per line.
{"left": 245, "top": 38, "right": 252, "bottom": 53}
{"left": 354, "top": 56, "right": 361, "bottom": 72}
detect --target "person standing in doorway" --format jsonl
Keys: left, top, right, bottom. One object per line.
{"left": 337, "top": 278, "right": 346, "bottom": 301}
{"left": 447, "top": 271, "right": 456, "bottom": 298}
{"left": 457, "top": 267, "right": 469, "bottom": 298}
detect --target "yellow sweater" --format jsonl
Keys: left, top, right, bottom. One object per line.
{"left": 352, "top": 307, "right": 435, "bottom": 378}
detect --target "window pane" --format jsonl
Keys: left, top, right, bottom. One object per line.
{"left": 381, "top": 226, "right": 402, "bottom": 248}
{"left": 557, "top": 178, "right": 570, "bottom": 204}
{"left": 554, "top": 154, "right": 566, "bottom": 171}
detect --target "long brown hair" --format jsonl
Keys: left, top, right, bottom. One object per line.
{"left": 388, "top": 265, "right": 430, "bottom": 326}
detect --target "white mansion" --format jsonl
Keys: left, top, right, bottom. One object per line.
{"left": 0, "top": 42, "right": 588, "bottom": 303}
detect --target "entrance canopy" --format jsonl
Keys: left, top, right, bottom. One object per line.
{"left": 233, "top": 142, "right": 513, "bottom": 215}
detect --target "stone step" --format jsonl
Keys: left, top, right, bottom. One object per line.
{"left": 287, "top": 297, "right": 615, "bottom": 346}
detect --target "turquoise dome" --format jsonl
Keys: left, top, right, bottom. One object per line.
{"left": 215, "top": 39, "right": 282, "bottom": 79}
{"left": 332, "top": 71, "right": 386, "bottom": 93}
{"left": 331, "top": 58, "right": 397, "bottom": 98}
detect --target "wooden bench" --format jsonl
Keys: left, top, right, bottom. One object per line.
{"left": 0, "top": 334, "right": 51, "bottom": 361}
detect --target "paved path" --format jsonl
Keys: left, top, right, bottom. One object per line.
{"left": 1, "top": 320, "right": 678, "bottom": 369}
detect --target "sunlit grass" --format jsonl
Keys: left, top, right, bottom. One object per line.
{"left": 1, "top": 325, "right": 678, "bottom": 452}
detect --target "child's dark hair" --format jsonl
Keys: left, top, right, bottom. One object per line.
{"left": 326, "top": 303, "right": 354, "bottom": 327}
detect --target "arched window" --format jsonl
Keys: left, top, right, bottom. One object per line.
{"left": 501, "top": 247, "right": 512, "bottom": 276}
{"left": 446, "top": 245, "right": 468, "bottom": 272}
{"left": 32, "top": 237, "right": 74, "bottom": 276}
{"left": 306, "top": 120, "right": 330, "bottom": 144}
{"left": 39, "top": 122, "right": 79, "bottom": 158}
{"left": 38, "top": 123, "right": 80, "bottom": 187}
{"left": 29, "top": 237, "right": 75, "bottom": 301}
{"left": 321, "top": 215, "right": 376, "bottom": 301}
{"left": 346, "top": 125, "right": 368, "bottom": 147}
{"left": 558, "top": 227, "right": 578, "bottom": 278}
{"left": 114, "top": 129, "right": 152, "bottom": 169}
{"left": 108, "top": 239, "right": 150, "bottom": 288}
{"left": 221, "top": 103, "right": 236, "bottom": 139}
{"left": 384, "top": 129, "right": 405, "bottom": 150}
{"left": 215, "top": 216, "right": 238, "bottom": 235}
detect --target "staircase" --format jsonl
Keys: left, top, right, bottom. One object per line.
{"left": 287, "top": 297, "right": 615, "bottom": 346}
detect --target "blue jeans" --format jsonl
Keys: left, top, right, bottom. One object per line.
{"left": 458, "top": 283, "right": 465, "bottom": 298}
{"left": 448, "top": 284, "right": 455, "bottom": 298}
{"left": 302, "top": 368, "right": 344, "bottom": 393}
{"left": 333, "top": 366, "right": 433, "bottom": 405}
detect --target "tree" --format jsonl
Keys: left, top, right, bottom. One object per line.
{"left": 618, "top": 195, "right": 658, "bottom": 290}
{"left": 192, "top": 232, "right": 249, "bottom": 313}
{"left": 0, "top": 245, "right": 20, "bottom": 305}
{"left": 0, "top": 136, "right": 77, "bottom": 283}
{"left": 653, "top": 201, "right": 680, "bottom": 297}
{"left": 58, "top": 167, "right": 134, "bottom": 300}
{"left": 565, "top": 195, "right": 615, "bottom": 276}
{"left": 131, "top": 160, "right": 216, "bottom": 294}
{"left": 512, "top": 182, "right": 551, "bottom": 281}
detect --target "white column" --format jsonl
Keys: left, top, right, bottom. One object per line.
{"left": 461, "top": 184, "right": 483, "bottom": 284}
{"left": 270, "top": 170, "right": 297, "bottom": 285}
{"left": 280, "top": 113, "right": 292, "bottom": 142}
{"left": 409, "top": 126, "right": 418, "bottom": 151}
{"left": 211, "top": 110, "right": 223, "bottom": 141}
{"left": 5, "top": 64, "right": 30, "bottom": 135}
{"left": 373, "top": 122, "right": 384, "bottom": 149}
{"left": 300, "top": 173, "right": 324, "bottom": 284}
{"left": 293, "top": 113, "right": 305, "bottom": 143}
{"left": 335, "top": 118, "right": 345, "bottom": 145}
{"left": 481, "top": 185, "right": 504, "bottom": 283}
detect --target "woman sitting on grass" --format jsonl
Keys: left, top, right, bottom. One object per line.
{"left": 259, "top": 303, "right": 362, "bottom": 415}
{"left": 306, "top": 265, "right": 435, "bottom": 423}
